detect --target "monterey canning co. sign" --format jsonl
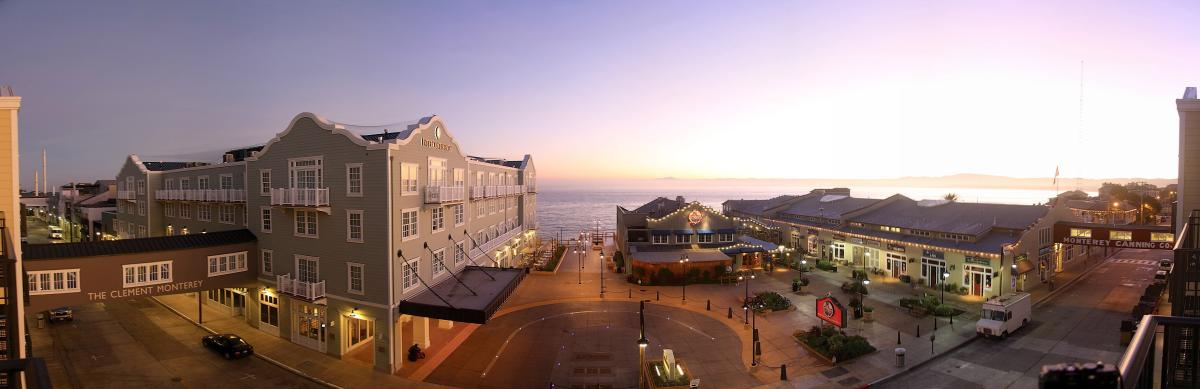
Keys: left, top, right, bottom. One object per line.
{"left": 1052, "top": 222, "right": 1174, "bottom": 250}
{"left": 815, "top": 296, "right": 847, "bottom": 328}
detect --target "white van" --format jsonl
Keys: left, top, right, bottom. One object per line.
{"left": 977, "top": 292, "right": 1031, "bottom": 338}
{"left": 48, "top": 226, "right": 63, "bottom": 240}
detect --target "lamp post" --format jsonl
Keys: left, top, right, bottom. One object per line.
{"left": 739, "top": 273, "right": 755, "bottom": 325}
{"left": 940, "top": 271, "right": 949, "bottom": 304}
{"left": 600, "top": 251, "right": 606, "bottom": 297}
{"left": 637, "top": 300, "right": 649, "bottom": 389}
{"left": 679, "top": 254, "right": 690, "bottom": 303}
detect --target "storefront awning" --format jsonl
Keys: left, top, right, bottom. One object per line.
{"left": 1014, "top": 258, "right": 1035, "bottom": 274}
{"left": 651, "top": 230, "right": 672, "bottom": 236}
{"left": 694, "top": 229, "right": 714, "bottom": 234}
{"left": 397, "top": 266, "right": 525, "bottom": 324}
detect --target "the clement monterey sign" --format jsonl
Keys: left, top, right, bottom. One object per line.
{"left": 815, "top": 296, "right": 847, "bottom": 328}
{"left": 1051, "top": 222, "right": 1175, "bottom": 250}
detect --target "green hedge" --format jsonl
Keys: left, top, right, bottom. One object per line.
{"left": 748, "top": 291, "right": 792, "bottom": 313}
{"left": 816, "top": 260, "right": 837, "bottom": 271}
{"left": 537, "top": 246, "right": 567, "bottom": 272}
{"left": 796, "top": 325, "right": 876, "bottom": 361}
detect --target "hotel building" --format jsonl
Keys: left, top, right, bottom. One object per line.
{"left": 107, "top": 112, "right": 537, "bottom": 373}
{"left": 0, "top": 87, "right": 36, "bottom": 386}
{"left": 724, "top": 188, "right": 1127, "bottom": 299}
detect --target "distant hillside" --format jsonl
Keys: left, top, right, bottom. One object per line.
{"left": 541, "top": 174, "right": 1175, "bottom": 191}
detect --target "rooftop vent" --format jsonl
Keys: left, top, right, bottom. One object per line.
{"left": 819, "top": 195, "right": 848, "bottom": 203}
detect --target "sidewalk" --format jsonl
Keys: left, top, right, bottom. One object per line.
{"left": 153, "top": 293, "right": 451, "bottom": 389}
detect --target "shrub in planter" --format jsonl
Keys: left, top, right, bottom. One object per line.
{"left": 796, "top": 325, "right": 877, "bottom": 361}
{"left": 932, "top": 304, "right": 956, "bottom": 317}
{"left": 957, "top": 286, "right": 969, "bottom": 295}
{"left": 657, "top": 267, "right": 675, "bottom": 283}
{"left": 748, "top": 291, "right": 792, "bottom": 312}
{"left": 941, "top": 282, "right": 958, "bottom": 292}
{"left": 613, "top": 251, "right": 625, "bottom": 271}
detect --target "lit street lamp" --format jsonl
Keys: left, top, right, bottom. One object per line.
{"left": 600, "top": 251, "right": 606, "bottom": 297}
{"left": 637, "top": 300, "right": 649, "bottom": 389}
{"left": 940, "top": 271, "right": 949, "bottom": 304}
{"left": 739, "top": 273, "right": 755, "bottom": 325}
{"left": 679, "top": 254, "right": 690, "bottom": 303}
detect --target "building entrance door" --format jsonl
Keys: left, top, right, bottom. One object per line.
{"left": 972, "top": 273, "right": 984, "bottom": 296}
{"left": 887, "top": 253, "right": 907, "bottom": 278}
{"left": 294, "top": 304, "right": 327, "bottom": 353}
{"left": 921, "top": 258, "right": 946, "bottom": 288}
{"left": 963, "top": 265, "right": 991, "bottom": 297}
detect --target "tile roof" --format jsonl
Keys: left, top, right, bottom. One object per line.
{"left": 723, "top": 195, "right": 799, "bottom": 215}
{"left": 24, "top": 229, "right": 256, "bottom": 260}
{"left": 839, "top": 224, "right": 1020, "bottom": 253}
{"left": 848, "top": 196, "right": 1048, "bottom": 235}
{"left": 1066, "top": 199, "right": 1135, "bottom": 212}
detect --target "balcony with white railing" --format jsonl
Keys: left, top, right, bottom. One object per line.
{"left": 276, "top": 274, "right": 326, "bottom": 301}
{"left": 271, "top": 188, "right": 330, "bottom": 207}
{"left": 470, "top": 227, "right": 525, "bottom": 259}
{"left": 117, "top": 190, "right": 137, "bottom": 201}
{"left": 155, "top": 189, "right": 246, "bottom": 203}
{"left": 485, "top": 186, "right": 499, "bottom": 198}
{"left": 425, "top": 186, "right": 465, "bottom": 204}
{"left": 470, "top": 186, "right": 486, "bottom": 199}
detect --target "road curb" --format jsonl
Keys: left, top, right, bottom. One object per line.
{"left": 868, "top": 251, "right": 1116, "bottom": 386}
{"left": 149, "top": 297, "right": 343, "bottom": 389}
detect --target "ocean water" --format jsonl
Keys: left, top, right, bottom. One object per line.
{"left": 534, "top": 185, "right": 1084, "bottom": 238}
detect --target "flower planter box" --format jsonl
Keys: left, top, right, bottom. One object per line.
{"left": 792, "top": 329, "right": 878, "bottom": 365}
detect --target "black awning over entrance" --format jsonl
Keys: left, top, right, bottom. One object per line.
{"left": 398, "top": 266, "right": 526, "bottom": 324}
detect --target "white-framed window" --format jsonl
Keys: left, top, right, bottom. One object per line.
{"left": 137, "top": 179, "right": 146, "bottom": 195}
{"left": 295, "top": 209, "right": 318, "bottom": 238}
{"left": 122, "top": 260, "right": 172, "bottom": 288}
{"left": 652, "top": 234, "right": 669, "bottom": 244}
{"left": 165, "top": 178, "right": 175, "bottom": 190}
{"left": 181, "top": 177, "right": 192, "bottom": 190}
{"left": 165, "top": 203, "right": 176, "bottom": 217}
{"left": 346, "top": 163, "right": 363, "bottom": 196}
{"left": 180, "top": 203, "right": 192, "bottom": 219}
{"left": 453, "top": 168, "right": 465, "bottom": 188}
{"left": 347, "top": 262, "right": 365, "bottom": 294}
{"left": 719, "top": 233, "right": 734, "bottom": 242}
{"left": 207, "top": 252, "right": 248, "bottom": 276}
{"left": 261, "top": 249, "right": 273, "bottom": 274}
{"left": 401, "top": 257, "right": 420, "bottom": 292}
{"left": 218, "top": 205, "right": 235, "bottom": 224}
{"left": 432, "top": 249, "right": 447, "bottom": 278}
{"left": 288, "top": 156, "right": 323, "bottom": 188}
{"left": 198, "top": 176, "right": 210, "bottom": 190}
{"left": 260, "top": 207, "right": 272, "bottom": 233}
{"left": 296, "top": 255, "right": 319, "bottom": 283}
{"left": 125, "top": 176, "right": 135, "bottom": 194}
{"left": 219, "top": 174, "right": 233, "bottom": 190}
{"left": 400, "top": 163, "right": 419, "bottom": 195}
{"left": 1110, "top": 230, "right": 1133, "bottom": 241}
{"left": 259, "top": 169, "right": 271, "bottom": 195}
{"left": 347, "top": 210, "right": 364, "bottom": 242}
{"left": 428, "top": 158, "right": 447, "bottom": 188}
{"left": 698, "top": 234, "right": 714, "bottom": 243}
{"left": 454, "top": 241, "right": 466, "bottom": 267}
{"left": 401, "top": 208, "right": 418, "bottom": 241}
{"left": 431, "top": 207, "right": 445, "bottom": 233}
{"left": 676, "top": 234, "right": 692, "bottom": 244}
{"left": 137, "top": 225, "right": 147, "bottom": 238}
{"left": 27, "top": 269, "right": 80, "bottom": 295}
{"left": 138, "top": 200, "right": 146, "bottom": 216}
{"left": 476, "top": 200, "right": 485, "bottom": 219}
{"left": 198, "top": 204, "right": 211, "bottom": 221}
{"left": 454, "top": 204, "right": 465, "bottom": 226}
{"left": 489, "top": 199, "right": 497, "bottom": 214}
{"left": 832, "top": 242, "right": 846, "bottom": 260}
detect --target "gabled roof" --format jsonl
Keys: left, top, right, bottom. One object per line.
{"left": 847, "top": 195, "right": 1048, "bottom": 235}
{"left": 776, "top": 195, "right": 879, "bottom": 220}
{"left": 723, "top": 195, "right": 800, "bottom": 216}
{"left": 1066, "top": 199, "right": 1135, "bottom": 212}
{"left": 24, "top": 229, "right": 256, "bottom": 260}
{"left": 631, "top": 197, "right": 686, "bottom": 218}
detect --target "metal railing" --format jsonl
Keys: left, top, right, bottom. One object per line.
{"left": 270, "top": 188, "right": 329, "bottom": 207}
{"left": 485, "top": 186, "right": 498, "bottom": 197}
{"left": 117, "top": 190, "right": 137, "bottom": 200}
{"left": 470, "top": 227, "right": 524, "bottom": 260}
{"left": 424, "top": 186, "right": 465, "bottom": 203}
{"left": 1119, "top": 315, "right": 1200, "bottom": 389}
{"left": 276, "top": 274, "right": 326, "bottom": 300}
{"left": 470, "top": 186, "right": 486, "bottom": 199}
{"left": 154, "top": 189, "right": 246, "bottom": 202}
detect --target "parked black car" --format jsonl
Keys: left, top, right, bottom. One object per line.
{"left": 48, "top": 307, "right": 73, "bottom": 322}
{"left": 201, "top": 334, "right": 254, "bottom": 359}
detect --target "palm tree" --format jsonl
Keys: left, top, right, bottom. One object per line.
{"left": 943, "top": 193, "right": 959, "bottom": 202}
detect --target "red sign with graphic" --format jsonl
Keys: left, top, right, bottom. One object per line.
{"left": 815, "top": 296, "right": 847, "bottom": 328}
{"left": 687, "top": 210, "right": 703, "bottom": 226}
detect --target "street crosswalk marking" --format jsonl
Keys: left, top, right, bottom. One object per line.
{"left": 1110, "top": 258, "right": 1158, "bottom": 266}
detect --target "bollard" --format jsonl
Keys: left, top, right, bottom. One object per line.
{"left": 753, "top": 328, "right": 759, "bottom": 342}
{"left": 930, "top": 334, "right": 936, "bottom": 354}
{"left": 916, "top": 324, "right": 920, "bottom": 338}
{"left": 628, "top": 289, "right": 632, "bottom": 299}
{"left": 934, "top": 316, "right": 938, "bottom": 331}
{"left": 755, "top": 340, "right": 761, "bottom": 356}
{"left": 656, "top": 291, "right": 660, "bottom": 301}
{"left": 728, "top": 307, "right": 733, "bottom": 319}
{"left": 706, "top": 299, "right": 711, "bottom": 311}
{"left": 780, "top": 364, "right": 788, "bottom": 381}
{"left": 897, "top": 330, "right": 901, "bottom": 345}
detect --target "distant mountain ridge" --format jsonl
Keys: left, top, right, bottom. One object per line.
{"left": 543, "top": 174, "right": 1175, "bottom": 191}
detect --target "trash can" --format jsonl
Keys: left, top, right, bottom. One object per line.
{"left": 895, "top": 348, "right": 906, "bottom": 368}
{"left": 36, "top": 313, "right": 45, "bottom": 329}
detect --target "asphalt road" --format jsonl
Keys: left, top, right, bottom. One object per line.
{"left": 880, "top": 248, "right": 1166, "bottom": 388}
{"left": 41, "top": 298, "right": 319, "bottom": 389}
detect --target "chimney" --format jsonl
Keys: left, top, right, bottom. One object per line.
{"left": 676, "top": 196, "right": 685, "bottom": 203}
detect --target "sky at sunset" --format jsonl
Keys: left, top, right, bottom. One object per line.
{"left": 2, "top": 1, "right": 1197, "bottom": 188}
